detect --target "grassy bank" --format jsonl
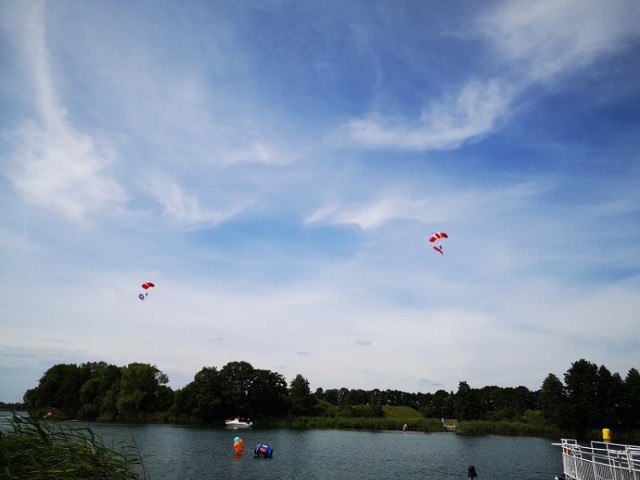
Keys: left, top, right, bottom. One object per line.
{"left": 262, "top": 405, "right": 441, "bottom": 431}
{"left": 270, "top": 416, "right": 445, "bottom": 431}
{"left": 0, "top": 413, "right": 144, "bottom": 479}
{"left": 264, "top": 416, "right": 566, "bottom": 438}
{"left": 259, "top": 406, "right": 640, "bottom": 442}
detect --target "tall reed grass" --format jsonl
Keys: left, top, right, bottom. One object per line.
{"left": 0, "top": 413, "right": 144, "bottom": 479}
{"left": 455, "top": 420, "right": 564, "bottom": 438}
{"left": 268, "top": 416, "right": 445, "bottom": 432}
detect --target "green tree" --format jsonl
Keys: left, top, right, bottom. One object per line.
{"left": 539, "top": 373, "right": 566, "bottom": 425}
{"left": 320, "top": 389, "right": 340, "bottom": 404}
{"left": 454, "top": 381, "right": 481, "bottom": 420}
{"left": 215, "top": 361, "right": 289, "bottom": 419}
{"left": 596, "top": 366, "right": 625, "bottom": 429}
{"left": 249, "top": 369, "right": 288, "bottom": 417}
{"left": 116, "top": 363, "right": 170, "bottom": 420}
{"left": 623, "top": 368, "right": 640, "bottom": 430}
{"left": 345, "top": 389, "right": 369, "bottom": 406}
{"left": 288, "top": 374, "right": 318, "bottom": 416}
{"left": 218, "top": 361, "right": 256, "bottom": 418}
{"left": 382, "top": 389, "right": 405, "bottom": 406}
{"left": 78, "top": 363, "right": 122, "bottom": 420}
{"left": 564, "top": 359, "right": 599, "bottom": 430}
{"left": 24, "top": 363, "right": 92, "bottom": 418}
{"left": 177, "top": 366, "right": 223, "bottom": 422}
{"left": 428, "top": 389, "right": 453, "bottom": 419}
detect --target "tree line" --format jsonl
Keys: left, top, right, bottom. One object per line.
{"left": 18, "top": 358, "right": 640, "bottom": 434}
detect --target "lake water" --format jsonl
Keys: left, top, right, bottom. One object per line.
{"left": 1, "top": 413, "right": 563, "bottom": 479}
{"left": 97, "top": 424, "right": 563, "bottom": 479}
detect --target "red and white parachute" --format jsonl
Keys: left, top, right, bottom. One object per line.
{"left": 139, "top": 281, "right": 155, "bottom": 300}
{"left": 428, "top": 232, "right": 448, "bottom": 255}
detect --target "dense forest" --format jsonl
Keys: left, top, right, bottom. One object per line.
{"left": 13, "top": 359, "right": 640, "bottom": 437}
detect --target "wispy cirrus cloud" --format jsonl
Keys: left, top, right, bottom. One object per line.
{"left": 7, "top": 123, "right": 125, "bottom": 222}
{"left": 5, "top": 3, "right": 125, "bottom": 222}
{"left": 224, "top": 142, "right": 297, "bottom": 166}
{"left": 305, "top": 197, "right": 428, "bottom": 230}
{"left": 145, "top": 177, "right": 249, "bottom": 230}
{"left": 346, "top": 80, "right": 511, "bottom": 151}
{"left": 304, "top": 180, "right": 547, "bottom": 231}
{"left": 480, "top": 0, "right": 640, "bottom": 82}
{"left": 344, "top": 0, "right": 640, "bottom": 153}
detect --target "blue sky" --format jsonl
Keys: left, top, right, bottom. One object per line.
{"left": 1, "top": 0, "right": 639, "bottom": 403}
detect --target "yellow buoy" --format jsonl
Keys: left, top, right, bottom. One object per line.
{"left": 602, "top": 428, "right": 611, "bottom": 442}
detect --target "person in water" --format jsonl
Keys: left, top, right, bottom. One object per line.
{"left": 468, "top": 465, "right": 478, "bottom": 479}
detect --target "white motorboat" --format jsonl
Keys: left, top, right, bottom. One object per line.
{"left": 225, "top": 418, "right": 253, "bottom": 429}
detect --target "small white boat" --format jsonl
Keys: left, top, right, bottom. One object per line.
{"left": 225, "top": 418, "right": 253, "bottom": 429}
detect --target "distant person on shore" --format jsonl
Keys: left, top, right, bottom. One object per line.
{"left": 402, "top": 423, "right": 408, "bottom": 432}
{"left": 468, "top": 465, "right": 477, "bottom": 479}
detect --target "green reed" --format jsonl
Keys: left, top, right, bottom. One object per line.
{"left": 0, "top": 412, "right": 144, "bottom": 480}
{"left": 266, "top": 416, "right": 445, "bottom": 432}
{"left": 455, "top": 420, "right": 564, "bottom": 438}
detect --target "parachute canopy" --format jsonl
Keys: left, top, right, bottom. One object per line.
{"left": 428, "top": 232, "right": 448, "bottom": 243}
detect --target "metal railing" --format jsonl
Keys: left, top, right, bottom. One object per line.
{"left": 556, "top": 439, "right": 640, "bottom": 480}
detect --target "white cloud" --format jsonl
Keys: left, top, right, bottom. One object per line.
{"left": 306, "top": 197, "right": 434, "bottom": 230}
{"left": 304, "top": 180, "right": 545, "bottom": 231}
{"left": 225, "top": 142, "right": 294, "bottom": 166}
{"left": 306, "top": 202, "right": 371, "bottom": 230}
{"left": 5, "top": 2, "right": 125, "bottom": 222}
{"left": 8, "top": 123, "right": 125, "bottom": 222}
{"left": 344, "top": 0, "right": 640, "bottom": 153}
{"left": 480, "top": 0, "right": 640, "bottom": 82}
{"left": 146, "top": 177, "right": 249, "bottom": 230}
{"left": 346, "top": 80, "right": 511, "bottom": 151}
